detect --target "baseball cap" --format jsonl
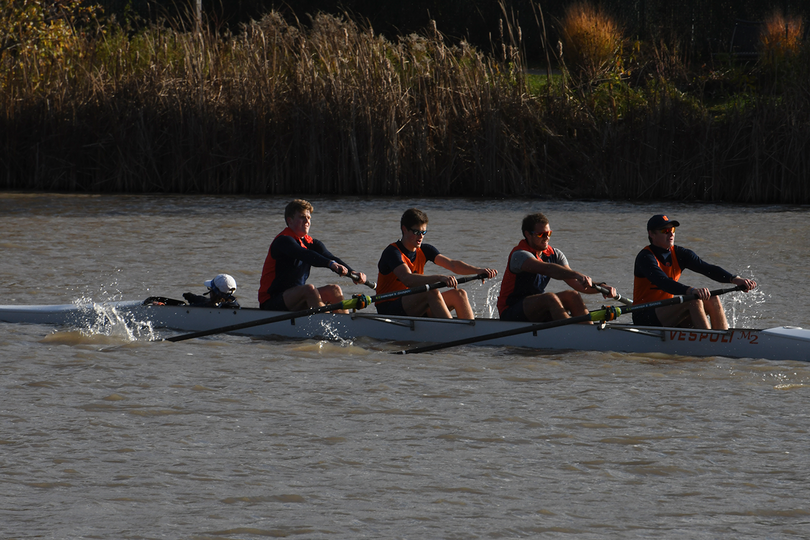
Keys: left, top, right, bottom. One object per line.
{"left": 646, "top": 214, "right": 680, "bottom": 231}
{"left": 205, "top": 274, "right": 238, "bottom": 296}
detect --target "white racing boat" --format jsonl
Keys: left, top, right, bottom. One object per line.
{"left": 1, "top": 299, "right": 809, "bottom": 361}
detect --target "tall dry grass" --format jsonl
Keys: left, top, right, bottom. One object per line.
{"left": 2, "top": 10, "right": 553, "bottom": 196}
{"left": 1, "top": 6, "right": 810, "bottom": 203}
{"left": 756, "top": 9, "right": 805, "bottom": 95}
{"left": 557, "top": 2, "right": 624, "bottom": 88}
{"left": 760, "top": 10, "right": 804, "bottom": 62}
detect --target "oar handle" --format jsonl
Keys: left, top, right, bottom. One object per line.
{"left": 349, "top": 271, "right": 377, "bottom": 290}
{"left": 459, "top": 272, "right": 491, "bottom": 283}
{"left": 591, "top": 283, "right": 633, "bottom": 306}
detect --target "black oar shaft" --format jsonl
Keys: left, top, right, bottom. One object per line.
{"left": 165, "top": 297, "right": 357, "bottom": 342}
{"left": 401, "top": 286, "right": 742, "bottom": 354}
{"left": 621, "top": 286, "right": 740, "bottom": 314}
{"left": 591, "top": 283, "right": 633, "bottom": 306}
{"left": 372, "top": 273, "right": 487, "bottom": 303}
{"left": 401, "top": 312, "right": 599, "bottom": 354}
{"left": 349, "top": 271, "right": 377, "bottom": 290}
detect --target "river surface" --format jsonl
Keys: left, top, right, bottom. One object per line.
{"left": 2, "top": 193, "right": 810, "bottom": 539}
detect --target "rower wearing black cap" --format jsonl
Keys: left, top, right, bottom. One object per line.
{"left": 633, "top": 214, "right": 757, "bottom": 329}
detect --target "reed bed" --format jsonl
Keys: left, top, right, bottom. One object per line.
{"left": 587, "top": 93, "right": 810, "bottom": 204}
{"left": 1, "top": 6, "right": 809, "bottom": 203}
{"left": 1, "top": 11, "right": 548, "bottom": 196}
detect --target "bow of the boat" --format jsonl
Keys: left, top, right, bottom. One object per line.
{"left": 0, "top": 301, "right": 147, "bottom": 327}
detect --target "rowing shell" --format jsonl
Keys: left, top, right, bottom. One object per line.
{"left": 1, "top": 301, "right": 809, "bottom": 361}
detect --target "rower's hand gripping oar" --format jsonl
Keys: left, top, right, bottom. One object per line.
{"left": 591, "top": 283, "right": 633, "bottom": 306}
{"left": 166, "top": 273, "right": 490, "bottom": 342}
{"left": 399, "top": 285, "right": 743, "bottom": 354}
{"left": 349, "top": 271, "right": 376, "bottom": 290}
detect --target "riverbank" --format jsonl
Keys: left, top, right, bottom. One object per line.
{"left": 1, "top": 11, "right": 809, "bottom": 203}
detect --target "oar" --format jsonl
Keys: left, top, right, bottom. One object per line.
{"left": 350, "top": 271, "right": 377, "bottom": 290}
{"left": 369, "top": 273, "right": 489, "bottom": 303}
{"left": 400, "top": 285, "right": 743, "bottom": 354}
{"left": 591, "top": 283, "right": 633, "bottom": 306}
{"left": 166, "top": 273, "right": 489, "bottom": 342}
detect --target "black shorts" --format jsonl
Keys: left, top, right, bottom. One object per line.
{"left": 260, "top": 295, "right": 288, "bottom": 311}
{"left": 632, "top": 308, "right": 662, "bottom": 326}
{"left": 499, "top": 300, "right": 530, "bottom": 322}
{"left": 376, "top": 297, "right": 407, "bottom": 316}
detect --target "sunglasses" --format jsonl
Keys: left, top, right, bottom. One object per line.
{"left": 408, "top": 228, "right": 428, "bottom": 237}
{"left": 211, "top": 286, "right": 236, "bottom": 297}
{"left": 530, "top": 230, "right": 552, "bottom": 239}
{"left": 656, "top": 227, "right": 676, "bottom": 234}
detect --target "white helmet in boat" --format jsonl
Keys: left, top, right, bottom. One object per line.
{"left": 205, "top": 274, "right": 237, "bottom": 297}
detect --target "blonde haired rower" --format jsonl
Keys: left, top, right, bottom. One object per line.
{"left": 259, "top": 199, "right": 367, "bottom": 311}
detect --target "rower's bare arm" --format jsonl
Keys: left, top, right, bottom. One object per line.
{"left": 573, "top": 281, "right": 617, "bottom": 297}
{"left": 392, "top": 264, "right": 450, "bottom": 288}
{"left": 560, "top": 269, "right": 611, "bottom": 295}
{"left": 528, "top": 262, "right": 595, "bottom": 292}
{"left": 434, "top": 255, "right": 497, "bottom": 279}
{"left": 564, "top": 274, "right": 597, "bottom": 293}
{"left": 521, "top": 258, "right": 585, "bottom": 283}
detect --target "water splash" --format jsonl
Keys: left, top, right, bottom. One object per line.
{"left": 483, "top": 281, "right": 500, "bottom": 318}
{"left": 317, "top": 318, "right": 354, "bottom": 346}
{"left": 72, "top": 297, "right": 159, "bottom": 341}
{"left": 465, "top": 279, "right": 501, "bottom": 318}
{"left": 725, "top": 268, "right": 769, "bottom": 328}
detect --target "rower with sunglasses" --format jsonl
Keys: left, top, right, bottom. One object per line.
{"left": 375, "top": 208, "right": 498, "bottom": 319}
{"left": 497, "top": 212, "right": 616, "bottom": 322}
{"left": 633, "top": 214, "right": 757, "bottom": 329}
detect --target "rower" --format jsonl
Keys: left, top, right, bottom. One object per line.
{"left": 184, "top": 274, "right": 240, "bottom": 309}
{"left": 258, "top": 199, "right": 367, "bottom": 313}
{"left": 632, "top": 214, "right": 757, "bottom": 329}
{"left": 497, "top": 212, "right": 617, "bottom": 323}
{"left": 375, "top": 208, "right": 497, "bottom": 319}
